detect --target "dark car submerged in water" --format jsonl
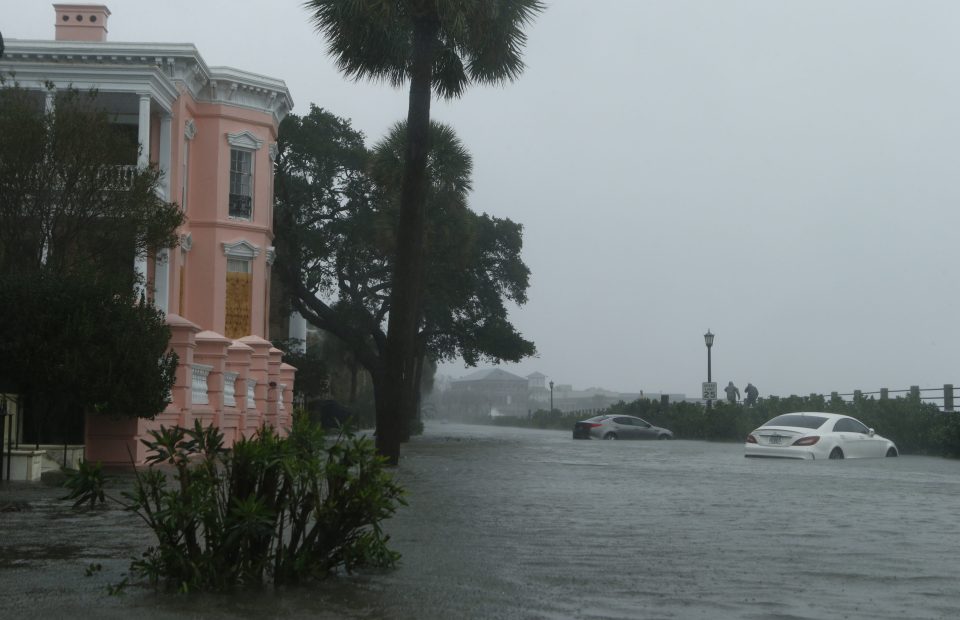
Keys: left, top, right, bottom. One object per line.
{"left": 573, "top": 415, "right": 673, "bottom": 440}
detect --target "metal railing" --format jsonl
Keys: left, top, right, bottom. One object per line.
{"left": 828, "top": 384, "right": 956, "bottom": 412}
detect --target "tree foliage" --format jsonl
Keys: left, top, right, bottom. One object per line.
{"left": 0, "top": 272, "right": 178, "bottom": 435}
{"left": 0, "top": 80, "right": 184, "bottom": 435}
{"left": 0, "top": 81, "right": 183, "bottom": 286}
{"left": 273, "top": 108, "right": 535, "bottom": 438}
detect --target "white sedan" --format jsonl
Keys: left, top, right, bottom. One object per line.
{"left": 744, "top": 412, "right": 898, "bottom": 460}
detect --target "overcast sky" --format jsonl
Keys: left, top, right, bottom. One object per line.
{"left": 5, "top": 0, "right": 960, "bottom": 398}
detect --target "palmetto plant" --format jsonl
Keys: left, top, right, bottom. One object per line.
{"left": 305, "top": 0, "right": 545, "bottom": 464}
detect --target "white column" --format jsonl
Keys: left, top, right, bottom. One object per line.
{"left": 288, "top": 312, "right": 308, "bottom": 353}
{"left": 158, "top": 112, "right": 172, "bottom": 200}
{"left": 42, "top": 92, "right": 56, "bottom": 265}
{"left": 134, "top": 94, "right": 151, "bottom": 298}
{"left": 137, "top": 94, "right": 151, "bottom": 168}
{"left": 154, "top": 249, "right": 170, "bottom": 314}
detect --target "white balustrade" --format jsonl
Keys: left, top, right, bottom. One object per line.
{"left": 224, "top": 371, "right": 238, "bottom": 408}
{"left": 191, "top": 364, "right": 213, "bottom": 406}
{"left": 247, "top": 380, "right": 257, "bottom": 411}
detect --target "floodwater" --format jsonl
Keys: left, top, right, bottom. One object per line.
{"left": 3, "top": 422, "right": 960, "bottom": 619}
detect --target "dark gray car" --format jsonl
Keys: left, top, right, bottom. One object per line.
{"left": 572, "top": 415, "right": 673, "bottom": 440}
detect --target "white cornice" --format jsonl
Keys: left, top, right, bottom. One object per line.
{"left": 0, "top": 60, "right": 180, "bottom": 112}
{"left": 2, "top": 39, "right": 293, "bottom": 123}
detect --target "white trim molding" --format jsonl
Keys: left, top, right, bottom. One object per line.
{"left": 226, "top": 130, "right": 263, "bottom": 151}
{"left": 222, "top": 239, "right": 261, "bottom": 260}
{"left": 265, "top": 246, "right": 276, "bottom": 266}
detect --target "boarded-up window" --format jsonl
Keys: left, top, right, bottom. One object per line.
{"left": 225, "top": 259, "right": 252, "bottom": 339}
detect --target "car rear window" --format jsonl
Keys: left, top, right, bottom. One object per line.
{"left": 764, "top": 414, "right": 828, "bottom": 429}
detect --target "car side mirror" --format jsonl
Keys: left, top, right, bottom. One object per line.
{"left": 868, "top": 428, "right": 875, "bottom": 437}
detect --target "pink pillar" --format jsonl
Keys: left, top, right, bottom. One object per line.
{"left": 84, "top": 313, "right": 200, "bottom": 466}
{"left": 238, "top": 336, "right": 272, "bottom": 429}
{"left": 226, "top": 340, "right": 254, "bottom": 438}
{"left": 165, "top": 314, "right": 201, "bottom": 428}
{"left": 194, "top": 330, "right": 233, "bottom": 442}
{"left": 279, "top": 362, "right": 297, "bottom": 428}
{"left": 267, "top": 347, "right": 283, "bottom": 430}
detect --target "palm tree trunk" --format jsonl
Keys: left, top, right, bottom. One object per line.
{"left": 379, "top": 16, "right": 438, "bottom": 465}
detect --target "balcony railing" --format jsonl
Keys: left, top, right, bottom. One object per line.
{"left": 100, "top": 165, "right": 138, "bottom": 189}
{"left": 229, "top": 193, "right": 252, "bottom": 219}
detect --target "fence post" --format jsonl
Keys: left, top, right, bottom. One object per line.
{"left": 880, "top": 388, "right": 888, "bottom": 400}
{"left": 945, "top": 385, "right": 954, "bottom": 412}
{"left": 910, "top": 385, "right": 920, "bottom": 400}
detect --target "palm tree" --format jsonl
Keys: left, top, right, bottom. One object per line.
{"left": 305, "top": 0, "right": 545, "bottom": 463}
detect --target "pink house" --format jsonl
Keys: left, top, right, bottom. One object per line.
{"left": 0, "top": 4, "right": 298, "bottom": 465}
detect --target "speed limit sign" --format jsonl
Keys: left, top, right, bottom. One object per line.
{"left": 702, "top": 382, "right": 717, "bottom": 400}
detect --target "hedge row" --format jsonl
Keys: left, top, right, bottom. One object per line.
{"left": 489, "top": 395, "right": 960, "bottom": 457}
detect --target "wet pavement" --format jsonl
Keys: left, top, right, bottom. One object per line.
{"left": 3, "top": 422, "right": 960, "bottom": 619}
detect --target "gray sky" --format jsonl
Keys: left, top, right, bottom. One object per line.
{"left": 5, "top": 0, "right": 960, "bottom": 398}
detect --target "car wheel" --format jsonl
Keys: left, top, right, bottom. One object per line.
{"left": 829, "top": 447, "right": 844, "bottom": 460}
{"left": 886, "top": 447, "right": 898, "bottom": 457}
{"left": 658, "top": 434, "right": 670, "bottom": 440}
{"left": 603, "top": 433, "right": 617, "bottom": 440}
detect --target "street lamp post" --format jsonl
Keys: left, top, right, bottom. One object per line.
{"left": 704, "top": 330, "right": 715, "bottom": 410}
{"left": 549, "top": 380, "right": 554, "bottom": 413}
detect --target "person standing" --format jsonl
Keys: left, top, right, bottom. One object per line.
{"left": 724, "top": 381, "right": 740, "bottom": 404}
{"left": 745, "top": 382, "right": 759, "bottom": 406}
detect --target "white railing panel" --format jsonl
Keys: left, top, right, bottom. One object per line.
{"left": 223, "top": 371, "right": 238, "bottom": 408}
{"left": 191, "top": 364, "right": 212, "bottom": 406}
{"left": 247, "top": 379, "right": 256, "bottom": 410}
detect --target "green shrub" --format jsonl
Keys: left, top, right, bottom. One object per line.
{"left": 65, "top": 415, "right": 405, "bottom": 592}
{"left": 62, "top": 459, "right": 107, "bottom": 508}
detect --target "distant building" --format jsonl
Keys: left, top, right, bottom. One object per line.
{"left": 526, "top": 372, "right": 549, "bottom": 405}
{"left": 448, "top": 368, "right": 530, "bottom": 417}
{"left": 432, "top": 367, "right": 685, "bottom": 419}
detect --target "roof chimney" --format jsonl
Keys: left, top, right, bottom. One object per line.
{"left": 54, "top": 4, "right": 110, "bottom": 42}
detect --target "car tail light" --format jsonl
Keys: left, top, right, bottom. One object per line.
{"left": 793, "top": 436, "right": 820, "bottom": 446}
{"left": 746, "top": 434, "right": 757, "bottom": 444}
{"left": 588, "top": 423, "right": 603, "bottom": 428}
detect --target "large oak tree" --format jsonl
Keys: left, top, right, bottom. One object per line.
{"left": 274, "top": 107, "right": 534, "bottom": 445}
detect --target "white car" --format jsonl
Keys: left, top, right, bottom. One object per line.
{"left": 744, "top": 412, "right": 898, "bottom": 460}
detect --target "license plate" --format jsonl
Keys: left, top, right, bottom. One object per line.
{"left": 767, "top": 435, "right": 782, "bottom": 445}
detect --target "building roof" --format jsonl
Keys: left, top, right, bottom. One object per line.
{"left": 526, "top": 372, "right": 547, "bottom": 379}
{"left": 453, "top": 368, "right": 528, "bottom": 383}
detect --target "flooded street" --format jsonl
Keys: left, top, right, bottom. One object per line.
{"left": 4, "top": 422, "right": 960, "bottom": 619}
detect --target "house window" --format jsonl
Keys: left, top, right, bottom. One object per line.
{"left": 229, "top": 149, "right": 253, "bottom": 219}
